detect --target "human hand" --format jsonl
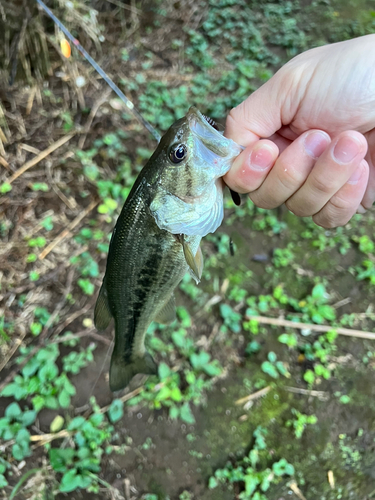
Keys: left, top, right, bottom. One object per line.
{"left": 224, "top": 34, "right": 375, "bottom": 228}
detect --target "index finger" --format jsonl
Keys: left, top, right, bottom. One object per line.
{"left": 225, "top": 81, "right": 284, "bottom": 146}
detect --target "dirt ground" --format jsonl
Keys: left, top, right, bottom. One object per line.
{"left": 1, "top": 0, "right": 375, "bottom": 499}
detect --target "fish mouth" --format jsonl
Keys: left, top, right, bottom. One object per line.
{"left": 187, "top": 106, "right": 243, "bottom": 158}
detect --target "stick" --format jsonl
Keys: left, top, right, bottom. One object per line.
{"left": 246, "top": 315, "right": 375, "bottom": 340}
{"left": 289, "top": 482, "right": 307, "bottom": 500}
{"left": 7, "top": 133, "right": 75, "bottom": 184}
{"left": 51, "top": 329, "right": 111, "bottom": 346}
{"left": 0, "top": 155, "right": 10, "bottom": 170}
{"left": 0, "top": 329, "right": 27, "bottom": 373}
{"left": 38, "top": 199, "right": 98, "bottom": 260}
{"left": 284, "top": 386, "right": 328, "bottom": 400}
{"left": 235, "top": 386, "right": 271, "bottom": 406}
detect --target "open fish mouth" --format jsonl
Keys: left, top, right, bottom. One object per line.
{"left": 202, "top": 114, "right": 222, "bottom": 132}
{"left": 187, "top": 106, "right": 242, "bottom": 158}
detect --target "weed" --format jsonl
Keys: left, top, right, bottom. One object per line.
{"left": 286, "top": 409, "right": 318, "bottom": 439}
{"left": 261, "top": 351, "right": 290, "bottom": 379}
{"left": 209, "top": 426, "right": 294, "bottom": 498}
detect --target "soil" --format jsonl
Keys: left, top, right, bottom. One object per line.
{"left": 1, "top": 1, "right": 375, "bottom": 499}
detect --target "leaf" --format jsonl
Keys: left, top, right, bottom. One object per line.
{"left": 267, "top": 351, "right": 277, "bottom": 363}
{"left": 169, "top": 406, "right": 179, "bottom": 420}
{"left": 67, "top": 416, "right": 85, "bottom": 430}
{"left": 5, "top": 402, "right": 22, "bottom": 419}
{"left": 0, "top": 182, "right": 12, "bottom": 194}
{"left": 180, "top": 403, "right": 195, "bottom": 424}
{"left": 311, "top": 283, "right": 326, "bottom": 300}
{"left": 261, "top": 361, "right": 279, "bottom": 379}
{"left": 59, "top": 469, "right": 81, "bottom": 492}
{"left": 19, "top": 410, "right": 36, "bottom": 427}
{"left": 1, "top": 383, "right": 19, "bottom": 397}
{"left": 39, "top": 362, "right": 58, "bottom": 383}
{"left": 190, "top": 351, "right": 210, "bottom": 370}
{"left": 203, "top": 362, "right": 222, "bottom": 377}
{"left": 158, "top": 362, "right": 171, "bottom": 380}
{"left": 108, "top": 399, "right": 124, "bottom": 423}
{"left": 170, "top": 387, "right": 183, "bottom": 402}
{"left": 58, "top": 389, "right": 71, "bottom": 408}
{"left": 303, "top": 369, "right": 315, "bottom": 385}
{"left": 208, "top": 476, "right": 218, "bottom": 489}
{"left": 50, "top": 415, "right": 65, "bottom": 433}
{"left": 49, "top": 448, "right": 74, "bottom": 472}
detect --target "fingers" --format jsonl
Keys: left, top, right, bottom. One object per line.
{"left": 249, "top": 130, "right": 331, "bottom": 208}
{"left": 312, "top": 159, "right": 369, "bottom": 228}
{"left": 361, "top": 128, "right": 375, "bottom": 210}
{"left": 223, "top": 139, "right": 279, "bottom": 194}
{"left": 285, "top": 131, "right": 368, "bottom": 216}
{"left": 225, "top": 77, "right": 285, "bottom": 146}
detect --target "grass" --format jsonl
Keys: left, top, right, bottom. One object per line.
{"left": 1, "top": 0, "right": 375, "bottom": 499}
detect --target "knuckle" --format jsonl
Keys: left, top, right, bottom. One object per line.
{"left": 313, "top": 195, "right": 354, "bottom": 229}
{"left": 276, "top": 165, "right": 305, "bottom": 193}
{"left": 250, "top": 192, "right": 278, "bottom": 209}
{"left": 311, "top": 175, "right": 336, "bottom": 196}
{"left": 285, "top": 199, "right": 308, "bottom": 217}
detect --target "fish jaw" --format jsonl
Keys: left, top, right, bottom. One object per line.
{"left": 150, "top": 108, "right": 243, "bottom": 238}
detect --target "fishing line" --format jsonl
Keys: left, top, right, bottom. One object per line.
{"left": 35, "top": 0, "right": 161, "bottom": 143}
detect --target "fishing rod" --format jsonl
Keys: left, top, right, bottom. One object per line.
{"left": 35, "top": 0, "right": 161, "bottom": 143}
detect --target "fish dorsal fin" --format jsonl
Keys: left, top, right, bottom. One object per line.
{"left": 181, "top": 236, "right": 203, "bottom": 283}
{"left": 94, "top": 279, "right": 112, "bottom": 331}
{"left": 155, "top": 294, "right": 176, "bottom": 324}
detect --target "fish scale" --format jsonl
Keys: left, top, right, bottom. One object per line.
{"left": 94, "top": 107, "right": 242, "bottom": 391}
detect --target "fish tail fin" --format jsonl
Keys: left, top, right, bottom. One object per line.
{"left": 109, "top": 352, "right": 158, "bottom": 392}
{"left": 94, "top": 278, "right": 112, "bottom": 331}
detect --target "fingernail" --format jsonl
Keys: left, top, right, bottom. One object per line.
{"left": 249, "top": 145, "right": 274, "bottom": 171}
{"left": 304, "top": 131, "right": 330, "bottom": 158}
{"left": 347, "top": 166, "right": 363, "bottom": 185}
{"left": 333, "top": 136, "right": 361, "bottom": 163}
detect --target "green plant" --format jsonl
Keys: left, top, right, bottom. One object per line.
{"left": 261, "top": 351, "right": 290, "bottom": 379}
{"left": 286, "top": 409, "right": 318, "bottom": 438}
{"left": 220, "top": 303, "right": 242, "bottom": 333}
{"left": 209, "top": 426, "right": 294, "bottom": 499}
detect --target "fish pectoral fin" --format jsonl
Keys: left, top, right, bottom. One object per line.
{"left": 181, "top": 235, "right": 203, "bottom": 283}
{"left": 94, "top": 279, "right": 112, "bottom": 331}
{"left": 109, "top": 352, "right": 157, "bottom": 392}
{"left": 155, "top": 294, "right": 176, "bottom": 324}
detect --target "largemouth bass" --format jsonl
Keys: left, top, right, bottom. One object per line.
{"left": 94, "top": 107, "right": 242, "bottom": 391}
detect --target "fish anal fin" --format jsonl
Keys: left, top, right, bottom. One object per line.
{"left": 109, "top": 352, "right": 157, "bottom": 392}
{"left": 155, "top": 294, "right": 176, "bottom": 324}
{"left": 181, "top": 235, "right": 203, "bottom": 283}
{"left": 94, "top": 280, "right": 112, "bottom": 331}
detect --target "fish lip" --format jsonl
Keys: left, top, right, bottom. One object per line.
{"left": 187, "top": 106, "right": 243, "bottom": 157}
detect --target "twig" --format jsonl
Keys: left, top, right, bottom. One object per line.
{"left": 78, "top": 88, "right": 111, "bottom": 149}
{"left": 0, "top": 328, "right": 27, "bottom": 373}
{"left": 7, "top": 133, "right": 75, "bottom": 184}
{"left": 247, "top": 315, "right": 375, "bottom": 340}
{"left": 289, "top": 481, "right": 307, "bottom": 500}
{"left": 51, "top": 328, "right": 112, "bottom": 346}
{"left": 284, "top": 386, "right": 329, "bottom": 400}
{"left": 235, "top": 386, "right": 271, "bottom": 406}
{"left": 38, "top": 199, "right": 98, "bottom": 260}
{"left": 51, "top": 301, "right": 94, "bottom": 338}
{"left": 0, "top": 155, "right": 10, "bottom": 170}
{"left": 26, "top": 86, "right": 37, "bottom": 115}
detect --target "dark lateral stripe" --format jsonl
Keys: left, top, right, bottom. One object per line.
{"left": 123, "top": 247, "right": 162, "bottom": 360}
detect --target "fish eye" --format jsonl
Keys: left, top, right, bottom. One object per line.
{"left": 169, "top": 143, "right": 188, "bottom": 164}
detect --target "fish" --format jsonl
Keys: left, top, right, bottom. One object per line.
{"left": 94, "top": 106, "right": 242, "bottom": 391}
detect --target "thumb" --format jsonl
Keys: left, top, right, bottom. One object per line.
{"left": 225, "top": 71, "right": 291, "bottom": 146}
